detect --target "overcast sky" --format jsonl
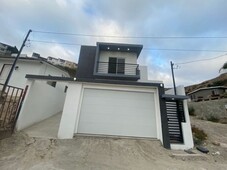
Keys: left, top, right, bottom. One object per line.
{"left": 1, "top": 0, "right": 227, "bottom": 87}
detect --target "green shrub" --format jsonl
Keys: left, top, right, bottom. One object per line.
{"left": 191, "top": 125, "right": 207, "bottom": 145}
{"left": 188, "top": 106, "right": 195, "bottom": 116}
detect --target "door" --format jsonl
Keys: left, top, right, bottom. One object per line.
{"left": 108, "top": 57, "right": 117, "bottom": 74}
{"left": 117, "top": 58, "right": 125, "bottom": 74}
{"left": 108, "top": 58, "right": 125, "bottom": 74}
{"left": 0, "top": 64, "right": 12, "bottom": 84}
{"left": 77, "top": 88, "right": 157, "bottom": 138}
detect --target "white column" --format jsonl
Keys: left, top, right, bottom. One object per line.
{"left": 58, "top": 82, "right": 82, "bottom": 139}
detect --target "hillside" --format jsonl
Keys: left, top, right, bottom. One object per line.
{"left": 185, "top": 73, "right": 227, "bottom": 94}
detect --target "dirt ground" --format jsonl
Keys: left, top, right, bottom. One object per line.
{"left": 0, "top": 117, "right": 227, "bottom": 170}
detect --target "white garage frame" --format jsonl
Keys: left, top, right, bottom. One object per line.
{"left": 73, "top": 83, "right": 163, "bottom": 141}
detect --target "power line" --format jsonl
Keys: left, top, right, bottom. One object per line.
{"left": 143, "top": 48, "right": 227, "bottom": 53}
{"left": 29, "top": 40, "right": 81, "bottom": 46}
{"left": 29, "top": 39, "right": 227, "bottom": 53}
{"left": 32, "top": 30, "right": 227, "bottom": 39}
{"left": 175, "top": 53, "right": 227, "bottom": 65}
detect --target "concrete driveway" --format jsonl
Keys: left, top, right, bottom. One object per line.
{"left": 23, "top": 112, "right": 62, "bottom": 139}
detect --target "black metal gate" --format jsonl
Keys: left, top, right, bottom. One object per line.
{"left": 0, "top": 83, "right": 24, "bottom": 139}
{"left": 166, "top": 100, "right": 185, "bottom": 144}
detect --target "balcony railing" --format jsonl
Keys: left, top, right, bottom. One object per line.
{"left": 96, "top": 62, "right": 140, "bottom": 77}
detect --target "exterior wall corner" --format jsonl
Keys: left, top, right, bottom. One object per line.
{"left": 58, "top": 82, "right": 83, "bottom": 139}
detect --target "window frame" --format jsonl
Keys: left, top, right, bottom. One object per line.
{"left": 108, "top": 57, "right": 125, "bottom": 74}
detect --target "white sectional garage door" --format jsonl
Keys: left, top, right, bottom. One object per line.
{"left": 77, "top": 88, "right": 157, "bottom": 138}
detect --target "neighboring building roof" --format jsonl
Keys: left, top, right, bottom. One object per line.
{"left": 47, "top": 56, "right": 77, "bottom": 69}
{"left": 0, "top": 42, "right": 18, "bottom": 54}
{"left": 0, "top": 55, "right": 69, "bottom": 76}
{"left": 97, "top": 42, "right": 143, "bottom": 58}
{"left": 187, "top": 86, "right": 227, "bottom": 95}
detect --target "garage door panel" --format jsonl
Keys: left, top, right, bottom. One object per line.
{"left": 78, "top": 88, "right": 157, "bottom": 138}
{"left": 80, "top": 122, "right": 156, "bottom": 138}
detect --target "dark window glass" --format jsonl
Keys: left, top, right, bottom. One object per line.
{"left": 117, "top": 58, "right": 125, "bottom": 74}
{"left": 108, "top": 57, "right": 117, "bottom": 73}
{"left": 64, "top": 86, "right": 68, "bottom": 93}
{"left": 47, "top": 81, "right": 56, "bottom": 87}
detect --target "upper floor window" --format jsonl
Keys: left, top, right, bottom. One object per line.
{"left": 108, "top": 57, "right": 125, "bottom": 74}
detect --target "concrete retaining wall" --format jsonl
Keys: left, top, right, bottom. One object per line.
{"left": 188, "top": 98, "right": 227, "bottom": 119}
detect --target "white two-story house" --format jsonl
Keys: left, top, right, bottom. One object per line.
{"left": 57, "top": 42, "right": 193, "bottom": 150}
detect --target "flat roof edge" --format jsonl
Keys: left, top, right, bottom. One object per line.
{"left": 162, "top": 94, "right": 189, "bottom": 100}
{"left": 25, "top": 74, "right": 74, "bottom": 81}
{"left": 76, "top": 78, "right": 163, "bottom": 87}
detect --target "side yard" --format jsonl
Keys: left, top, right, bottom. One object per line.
{"left": 190, "top": 117, "right": 227, "bottom": 161}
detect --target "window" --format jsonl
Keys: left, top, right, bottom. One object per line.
{"left": 108, "top": 57, "right": 125, "bottom": 74}
{"left": 47, "top": 81, "right": 56, "bottom": 87}
{"left": 0, "top": 64, "right": 12, "bottom": 80}
{"left": 64, "top": 86, "right": 68, "bottom": 93}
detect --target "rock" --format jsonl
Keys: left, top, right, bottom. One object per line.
{"left": 212, "top": 141, "right": 220, "bottom": 146}
{"left": 212, "top": 151, "right": 220, "bottom": 156}
{"left": 184, "top": 149, "right": 195, "bottom": 154}
{"left": 196, "top": 146, "right": 209, "bottom": 154}
{"left": 220, "top": 143, "right": 227, "bottom": 148}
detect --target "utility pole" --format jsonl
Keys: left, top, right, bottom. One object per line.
{"left": 170, "top": 61, "right": 177, "bottom": 95}
{"left": 1, "top": 29, "right": 32, "bottom": 98}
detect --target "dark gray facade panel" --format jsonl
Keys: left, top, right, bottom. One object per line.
{"left": 75, "top": 46, "right": 97, "bottom": 79}
{"left": 158, "top": 86, "right": 171, "bottom": 149}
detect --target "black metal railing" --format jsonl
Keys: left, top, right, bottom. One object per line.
{"left": 0, "top": 83, "right": 24, "bottom": 137}
{"left": 97, "top": 62, "right": 140, "bottom": 76}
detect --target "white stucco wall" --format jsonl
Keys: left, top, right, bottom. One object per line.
{"left": 97, "top": 51, "right": 137, "bottom": 75}
{"left": 16, "top": 79, "right": 67, "bottom": 130}
{"left": 38, "top": 61, "right": 69, "bottom": 77}
{"left": 0, "top": 59, "right": 41, "bottom": 88}
{"left": 165, "top": 86, "right": 194, "bottom": 150}
{"left": 0, "top": 58, "right": 69, "bottom": 89}
{"left": 99, "top": 51, "right": 137, "bottom": 64}
{"left": 137, "top": 65, "right": 163, "bottom": 84}
{"left": 58, "top": 82, "right": 163, "bottom": 141}
{"left": 58, "top": 82, "right": 83, "bottom": 139}
{"left": 138, "top": 66, "right": 148, "bottom": 82}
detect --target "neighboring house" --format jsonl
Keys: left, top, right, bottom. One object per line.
{"left": 47, "top": 56, "right": 77, "bottom": 69}
{"left": 56, "top": 42, "right": 193, "bottom": 150}
{"left": 0, "top": 54, "right": 70, "bottom": 89}
{"left": 1, "top": 52, "right": 70, "bottom": 139}
{"left": 0, "top": 42, "right": 18, "bottom": 56}
{"left": 187, "top": 86, "right": 227, "bottom": 102}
